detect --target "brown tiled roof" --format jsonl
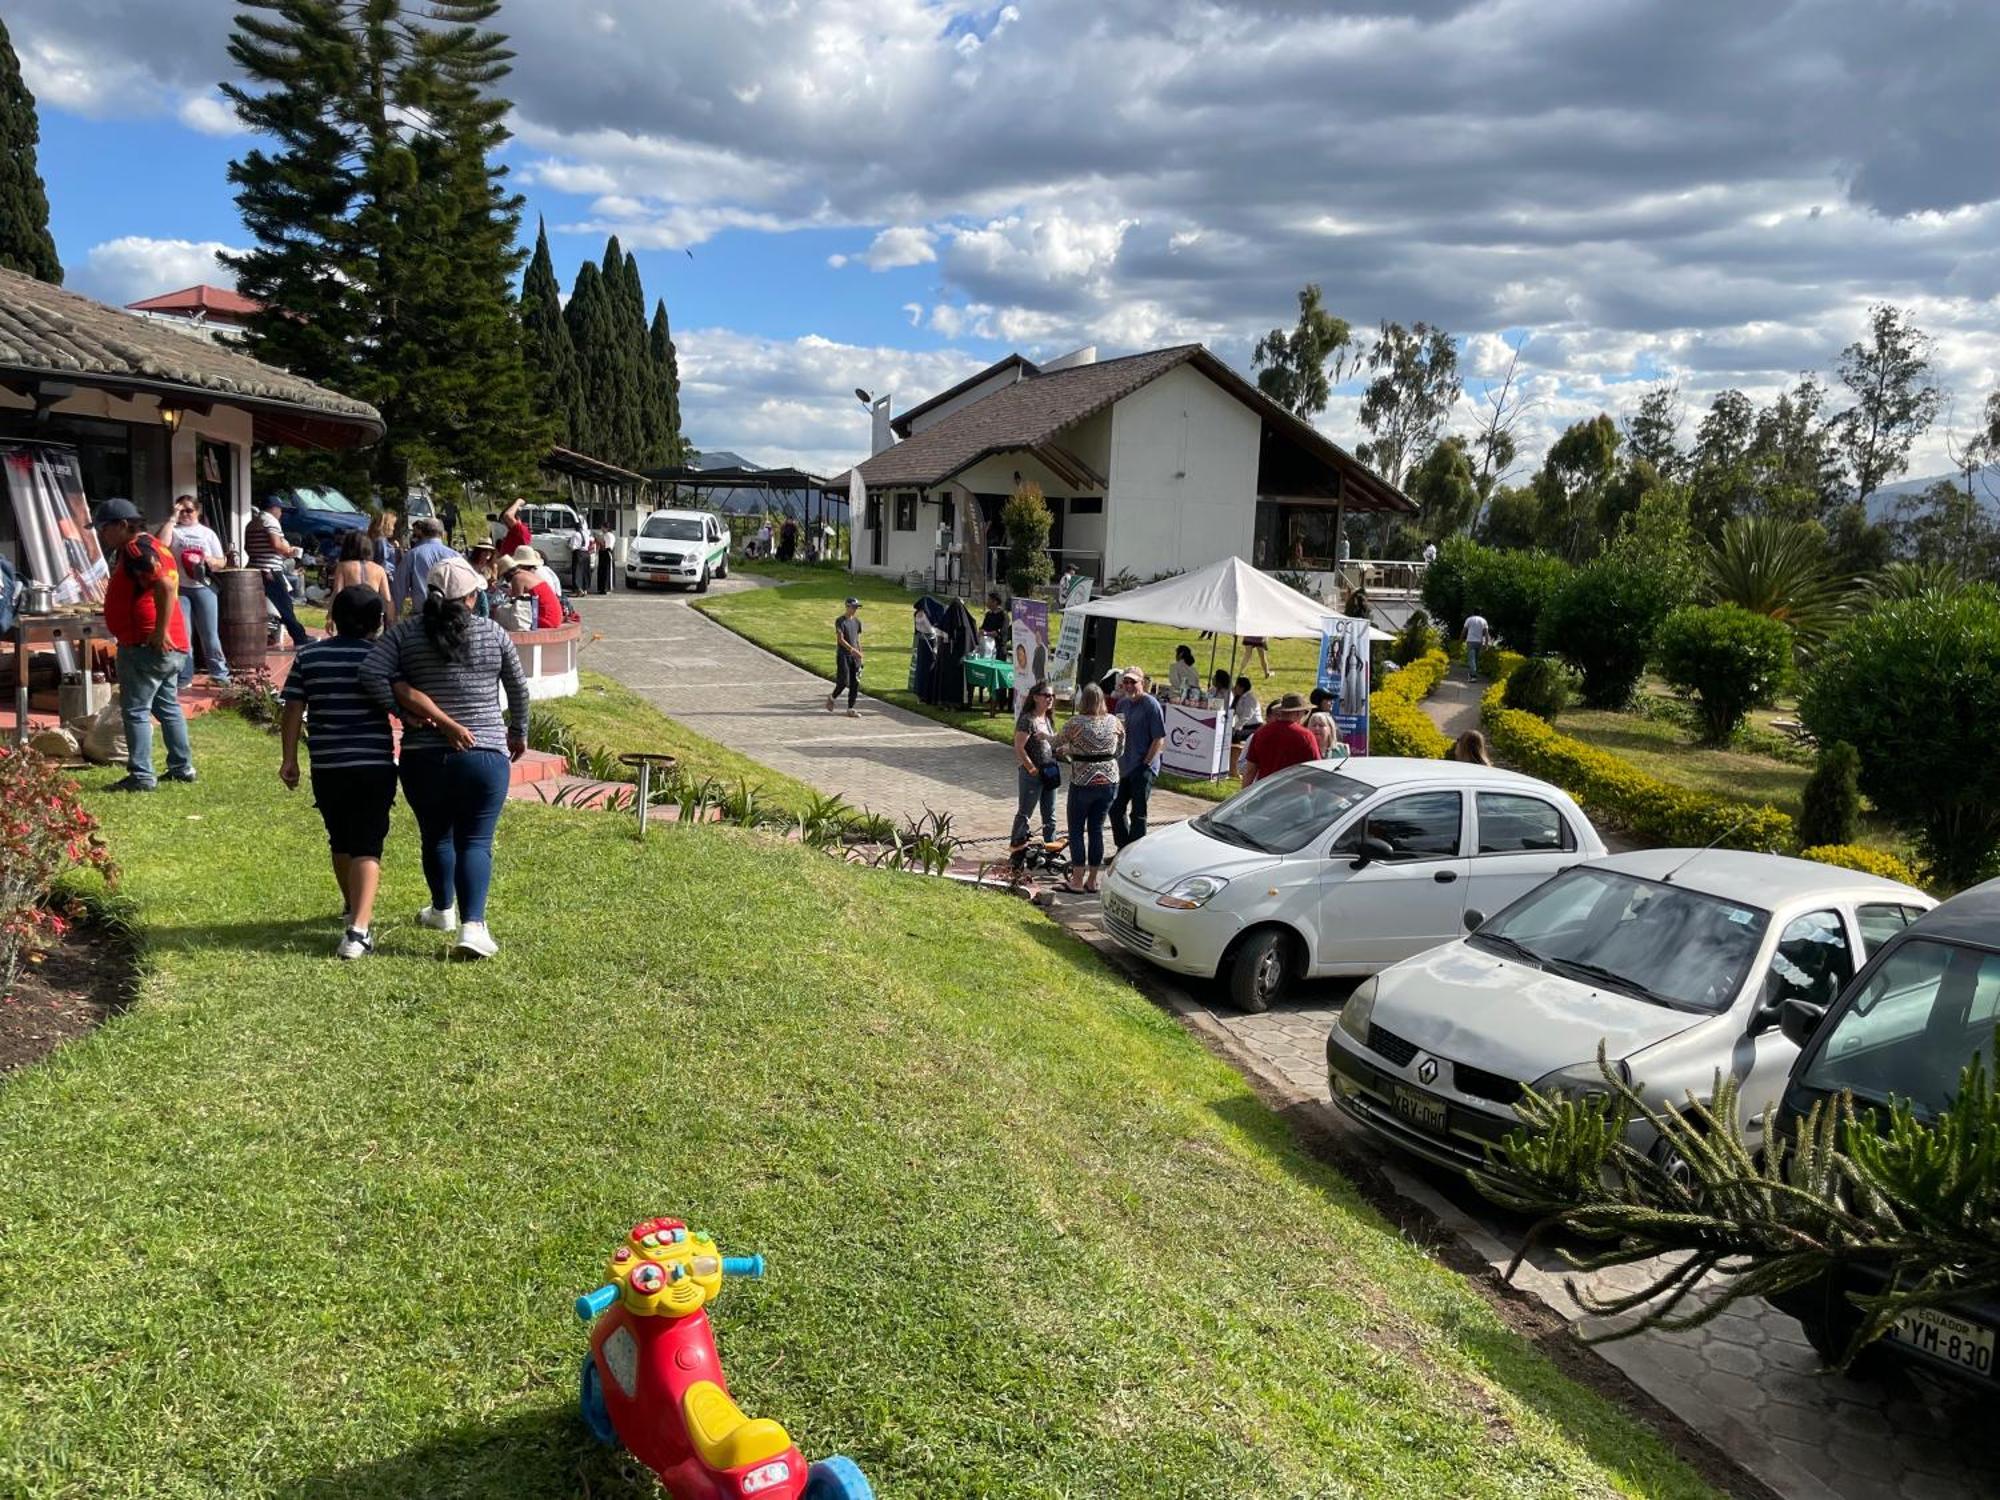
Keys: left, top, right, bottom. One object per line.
{"left": 0, "top": 265, "right": 383, "bottom": 447}
{"left": 837, "top": 343, "right": 1412, "bottom": 512}
{"left": 125, "top": 283, "right": 263, "bottom": 318}
{"left": 888, "top": 352, "right": 1038, "bottom": 438}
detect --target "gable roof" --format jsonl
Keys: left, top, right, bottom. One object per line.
{"left": 889, "top": 352, "right": 1039, "bottom": 438}
{"left": 126, "top": 284, "right": 263, "bottom": 319}
{"left": 839, "top": 343, "right": 1412, "bottom": 512}
{"left": 0, "top": 265, "right": 382, "bottom": 448}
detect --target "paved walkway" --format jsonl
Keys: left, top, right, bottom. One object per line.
{"left": 575, "top": 582, "right": 1208, "bottom": 841}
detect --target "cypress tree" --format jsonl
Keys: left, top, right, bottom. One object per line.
{"left": 649, "top": 300, "right": 685, "bottom": 467}
{"left": 521, "top": 218, "right": 582, "bottom": 448}
{"left": 619, "top": 250, "right": 664, "bottom": 467}
{"left": 565, "top": 259, "right": 617, "bottom": 461}
{"left": 223, "top": 0, "right": 546, "bottom": 497}
{"left": 592, "top": 235, "right": 646, "bottom": 467}
{"left": 0, "top": 18, "right": 62, "bottom": 284}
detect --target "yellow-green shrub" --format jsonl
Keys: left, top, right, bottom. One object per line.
{"left": 1798, "top": 844, "right": 1926, "bottom": 890}
{"left": 1370, "top": 649, "right": 1452, "bottom": 758}
{"left": 1481, "top": 680, "right": 1796, "bottom": 851}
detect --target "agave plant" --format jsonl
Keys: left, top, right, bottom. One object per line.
{"left": 1705, "top": 516, "right": 1853, "bottom": 652}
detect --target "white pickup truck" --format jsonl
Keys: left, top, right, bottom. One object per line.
{"left": 626, "top": 509, "right": 731, "bottom": 592}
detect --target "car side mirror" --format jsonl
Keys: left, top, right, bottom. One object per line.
{"left": 1777, "top": 999, "right": 1825, "bottom": 1048}
{"left": 1463, "top": 909, "right": 1486, "bottom": 933}
{"left": 1349, "top": 835, "right": 1395, "bottom": 869}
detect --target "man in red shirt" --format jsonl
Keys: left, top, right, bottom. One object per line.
{"left": 496, "top": 497, "right": 533, "bottom": 557}
{"left": 1241, "top": 693, "right": 1320, "bottom": 786}
{"left": 92, "top": 498, "right": 197, "bottom": 791}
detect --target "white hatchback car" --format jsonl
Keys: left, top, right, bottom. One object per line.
{"left": 1324, "top": 849, "right": 1935, "bottom": 1174}
{"left": 1101, "top": 759, "right": 1604, "bottom": 1011}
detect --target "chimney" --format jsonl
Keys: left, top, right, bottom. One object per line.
{"left": 1039, "top": 345, "right": 1098, "bottom": 373}
{"left": 870, "top": 394, "right": 894, "bottom": 456}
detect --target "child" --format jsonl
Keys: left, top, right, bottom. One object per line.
{"left": 280, "top": 585, "right": 397, "bottom": 960}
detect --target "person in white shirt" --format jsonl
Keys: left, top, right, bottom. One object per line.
{"left": 1462, "top": 610, "right": 1492, "bottom": 679}
{"left": 1167, "top": 644, "right": 1200, "bottom": 701}
{"left": 1422, "top": 541, "right": 1438, "bottom": 566}
{"left": 157, "top": 495, "right": 230, "bottom": 688}
{"left": 566, "top": 524, "right": 590, "bottom": 594}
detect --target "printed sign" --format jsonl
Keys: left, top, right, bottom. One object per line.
{"left": 1011, "top": 597, "right": 1050, "bottom": 715}
{"left": 1161, "top": 701, "right": 1231, "bottom": 779}
{"left": 1316, "top": 615, "right": 1372, "bottom": 755}
{"left": 1049, "top": 576, "right": 1092, "bottom": 693}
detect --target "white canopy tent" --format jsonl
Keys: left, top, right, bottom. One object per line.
{"left": 1067, "top": 555, "right": 1392, "bottom": 642}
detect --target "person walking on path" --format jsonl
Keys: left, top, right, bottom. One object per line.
{"left": 1053, "top": 681, "right": 1124, "bottom": 895}
{"left": 1109, "top": 666, "right": 1165, "bottom": 848}
{"left": 1009, "top": 680, "right": 1060, "bottom": 868}
{"left": 1241, "top": 693, "right": 1319, "bottom": 787}
{"left": 360, "top": 557, "right": 528, "bottom": 961}
{"left": 93, "top": 498, "right": 197, "bottom": 792}
{"left": 826, "top": 596, "right": 864, "bottom": 716}
{"left": 332, "top": 528, "right": 391, "bottom": 600}
{"left": 157, "top": 495, "right": 230, "bottom": 690}
{"left": 244, "top": 494, "right": 311, "bottom": 646}
{"left": 439, "top": 498, "right": 461, "bottom": 546}
{"left": 280, "top": 585, "right": 397, "bottom": 960}
{"left": 392, "top": 518, "right": 461, "bottom": 616}
{"left": 1462, "top": 608, "right": 1491, "bottom": 679}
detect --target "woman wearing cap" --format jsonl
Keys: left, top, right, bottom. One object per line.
{"left": 360, "top": 555, "right": 528, "bottom": 960}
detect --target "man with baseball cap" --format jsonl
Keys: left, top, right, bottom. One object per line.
{"left": 1110, "top": 666, "right": 1165, "bottom": 847}
{"left": 92, "top": 498, "right": 196, "bottom": 791}
{"left": 826, "top": 596, "right": 864, "bottom": 716}
{"left": 1241, "top": 692, "right": 1319, "bottom": 787}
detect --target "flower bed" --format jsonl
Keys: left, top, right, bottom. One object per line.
{"left": 0, "top": 746, "right": 115, "bottom": 999}
{"left": 1369, "top": 649, "right": 1452, "bottom": 758}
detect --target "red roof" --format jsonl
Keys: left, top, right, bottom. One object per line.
{"left": 124, "top": 284, "right": 263, "bottom": 319}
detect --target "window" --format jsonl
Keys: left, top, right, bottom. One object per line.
{"left": 1802, "top": 939, "right": 2000, "bottom": 1116}
{"left": 1069, "top": 496, "right": 1104, "bottom": 515}
{"left": 1342, "top": 791, "right": 1463, "bottom": 860}
{"left": 893, "top": 493, "right": 918, "bottom": 531}
{"left": 642, "top": 516, "right": 704, "bottom": 541}
{"left": 1763, "top": 910, "right": 1855, "bottom": 1011}
{"left": 1252, "top": 501, "right": 1341, "bottom": 570}
{"left": 1475, "top": 793, "right": 1574, "bottom": 854}
{"left": 1194, "top": 767, "right": 1371, "bottom": 856}
{"left": 1857, "top": 903, "right": 1919, "bottom": 955}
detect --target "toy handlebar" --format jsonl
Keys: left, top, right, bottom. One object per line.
{"left": 722, "top": 1255, "right": 764, "bottom": 1278}
{"left": 572, "top": 1254, "right": 767, "bottom": 1321}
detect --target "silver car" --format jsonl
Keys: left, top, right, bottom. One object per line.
{"left": 1324, "top": 849, "right": 1934, "bottom": 1173}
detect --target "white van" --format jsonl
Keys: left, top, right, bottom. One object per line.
{"left": 628, "top": 509, "right": 731, "bottom": 592}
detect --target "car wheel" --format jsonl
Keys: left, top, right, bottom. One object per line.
{"left": 1773, "top": 1275, "right": 1886, "bottom": 1376}
{"left": 717, "top": 556, "right": 729, "bottom": 579}
{"left": 1226, "top": 929, "right": 1294, "bottom": 1014}
{"left": 695, "top": 566, "right": 711, "bottom": 594}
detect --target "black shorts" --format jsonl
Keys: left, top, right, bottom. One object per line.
{"left": 311, "top": 765, "right": 398, "bottom": 858}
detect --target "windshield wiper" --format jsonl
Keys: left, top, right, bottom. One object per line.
{"left": 1546, "top": 958, "right": 1679, "bottom": 1008}
{"left": 1472, "top": 932, "right": 1543, "bottom": 969}
{"left": 1197, "top": 819, "right": 1266, "bottom": 853}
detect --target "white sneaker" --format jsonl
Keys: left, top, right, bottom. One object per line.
{"left": 452, "top": 921, "right": 498, "bottom": 960}
{"left": 335, "top": 928, "right": 374, "bottom": 961}
{"left": 418, "top": 904, "right": 458, "bottom": 933}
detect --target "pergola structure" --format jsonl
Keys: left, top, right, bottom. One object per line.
{"left": 644, "top": 463, "right": 848, "bottom": 556}
{"left": 541, "top": 446, "right": 652, "bottom": 535}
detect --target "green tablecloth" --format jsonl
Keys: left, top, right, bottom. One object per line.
{"left": 962, "top": 655, "right": 1014, "bottom": 706}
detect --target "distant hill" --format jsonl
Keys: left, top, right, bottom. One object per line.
{"left": 1865, "top": 465, "right": 2000, "bottom": 522}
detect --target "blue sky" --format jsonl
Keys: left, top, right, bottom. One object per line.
{"left": 14, "top": 0, "right": 2000, "bottom": 479}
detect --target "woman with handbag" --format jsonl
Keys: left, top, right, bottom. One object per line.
{"left": 1009, "top": 681, "right": 1061, "bottom": 871}
{"left": 1053, "top": 681, "right": 1125, "bottom": 895}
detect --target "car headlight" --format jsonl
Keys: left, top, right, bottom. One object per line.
{"left": 1338, "top": 975, "right": 1380, "bottom": 1041}
{"left": 1529, "top": 1057, "right": 1632, "bottom": 1108}
{"left": 1157, "top": 874, "right": 1229, "bottom": 909}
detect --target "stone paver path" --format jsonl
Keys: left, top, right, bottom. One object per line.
{"left": 577, "top": 582, "right": 1208, "bottom": 842}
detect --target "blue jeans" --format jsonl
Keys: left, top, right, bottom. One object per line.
{"left": 116, "top": 644, "right": 194, "bottom": 785}
{"left": 1467, "top": 641, "right": 1483, "bottom": 677}
{"left": 263, "top": 570, "right": 309, "bottom": 646}
{"left": 399, "top": 749, "right": 510, "bottom": 922}
{"left": 177, "top": 586, "right": 229, "bottom": 687}
{"left": 1011, "top": 767, "right": 1057, "bottom": 848}
{"left": 1067, "top": 781, "right": 1116, "bottom": 872}
{"left": 1110, "top": 765, "right": 1156, "bottom": 847}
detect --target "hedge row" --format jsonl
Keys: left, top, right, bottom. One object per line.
{"left": 1370, "top": 649, "right": 1453, "bottom": 759}
{"left": 1796, "top": 844, "right": 1925, "bottom": 889}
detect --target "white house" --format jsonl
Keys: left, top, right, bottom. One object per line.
{"left": 834, "top": 344, "right": 1413, "bottom": 589}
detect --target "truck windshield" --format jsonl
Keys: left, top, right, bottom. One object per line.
{"left": 643, "top": 518, "right": 705, "bottom": 541}
{"left": 1801, "top": 938, "right": 2000, "bottom": 1117}
{"left": 1193, "top": 767, "right": 1370, "bottom": 855}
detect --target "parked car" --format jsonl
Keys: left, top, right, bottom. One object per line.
{"left": 1324, "top": 849, "right": 1933, "bottom": 1176}
{"left": 1769, "top": 879, "right": 2000, "bottom": 1383}
{"left": 627, "top": 508, "right": 731, "bottom": 592}
{"left": 492, "top": 502, "right": 587, "bottom": 571}
{"left": 1101, "top": 759, "right": 1604, "bottom": 1011}
{"left": 271, "top": 487, "right": 370, "bottom": 549}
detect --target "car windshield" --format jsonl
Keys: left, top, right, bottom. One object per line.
{"left": 1471, "top": 868, "right": 1768, "bottom": 1011}
{"left": 643, "top": 517, "right": 705, "bottom": 541}
{"left": 1194, "top": 767, "right": 1371, "bottom": 855}
{"left": 298, "top": 488, "right": 360, "bottom": 514}
{"left": 1801, "top": 938, "right": 2000, "bottom": 1117}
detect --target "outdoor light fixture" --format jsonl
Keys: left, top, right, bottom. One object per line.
{"left": 159, "top": 405, "right": 183, "bottom": 433}
{"left": 854, "top": 388, "right": 872, "bottom": 405}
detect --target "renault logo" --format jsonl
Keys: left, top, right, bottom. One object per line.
{"left": 1416, "top": 1058, "right": 1439, "bottom": 1085}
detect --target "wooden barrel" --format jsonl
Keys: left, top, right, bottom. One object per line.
{"left": 214, "top": 569, "right": 269, "bottom": 676}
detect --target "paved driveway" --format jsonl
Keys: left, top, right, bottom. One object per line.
{"left": 577, "top": 581, "right": 1208, "bottom": 842}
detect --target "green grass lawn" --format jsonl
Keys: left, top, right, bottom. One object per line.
{"left": 702, "top": 568, "right": 1343, "bottom": 802}
{"left": 0, "top": 712, "right": 1717, "bottom": 1499}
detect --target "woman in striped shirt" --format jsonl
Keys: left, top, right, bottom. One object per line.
{"left": 361, "top": 557, "right": 529, "bottom": 960}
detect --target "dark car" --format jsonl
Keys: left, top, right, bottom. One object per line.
{"left": 272, "top": 487, "right": 370, "bottom": 548}
{"left": 1769, "top": 878, "right": 2000, "bottom": 1386}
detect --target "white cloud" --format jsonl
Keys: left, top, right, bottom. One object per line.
{"left": 827, "top": 253, "right": 849, "bottom": 268}
{"left": 860, "top": 224, "right": 937, "bottom": 271}
{"left": 78, "top": 237, "right": 243, "bottom": 306}
{"left": 175, "top": 92, "right": 241, "bottom": 137}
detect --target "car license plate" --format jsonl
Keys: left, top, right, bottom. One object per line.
{"left": 1887, "top": 1306, "right": 1996, "bottom": 1374}
{"left": 1103, "top": 892, "right": 1136, "bottom": 926}
{"left": 1393, "top": 1085, "right": 1447, "bottom": 1134}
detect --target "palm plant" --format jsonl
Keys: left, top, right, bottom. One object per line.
{"left": 1862, "top": 559, "right": 1965, "bottom": 601}
{"left": 1705, "top": 516, "right": 1853, "bottom": 652}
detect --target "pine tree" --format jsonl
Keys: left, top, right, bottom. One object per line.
{"left": 649, "top": 300, "right": 685, "bottom": 467}
{"left": 0, "top": 18, "right": 62, "bottom": 284}
{"left": 618, "top": 250, "right": 663, "bottom": 466}
{"left": 521, "top": 219, "right": 582, "bottom": 448}
{"left": 565, "top": 259, "right": 617, "bottom": 461}
{"left": 223, "top": 0, "right": 546, "bottom": 497}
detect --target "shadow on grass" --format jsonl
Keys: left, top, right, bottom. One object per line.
{"left": 293, "top": 1399, "right": 650, "bottom": 1499}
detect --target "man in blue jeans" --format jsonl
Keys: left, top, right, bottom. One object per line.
{"left": 1109, "top": 666, "right": 1166, "bottom": 847}
{"left": 92, "top": 498, "right": 196, "bottom": 792}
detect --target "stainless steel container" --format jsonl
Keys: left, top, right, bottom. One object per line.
{"left": 22, "top": 583, "right": 56, "bottom": 615}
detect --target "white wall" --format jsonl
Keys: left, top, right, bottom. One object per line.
{"left": 1103, "top": 363, "right": 1260, "bottom": 579}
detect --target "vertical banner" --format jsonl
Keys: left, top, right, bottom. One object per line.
{"left": 1316, "top": 614, "right": 1372, "bottom": 754}
{"left": 1011, "top": 596, "right": 1049, "bottom": 715}
{"left": 4, "top": 442, "right": 106, "bottom": 607}
{"left": 1048, "top": 574, "right": 1092, "bottom": 695}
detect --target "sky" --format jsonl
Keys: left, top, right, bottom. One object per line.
{"left": 12, "top": 0, "right": 2000, "bottom": 483}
